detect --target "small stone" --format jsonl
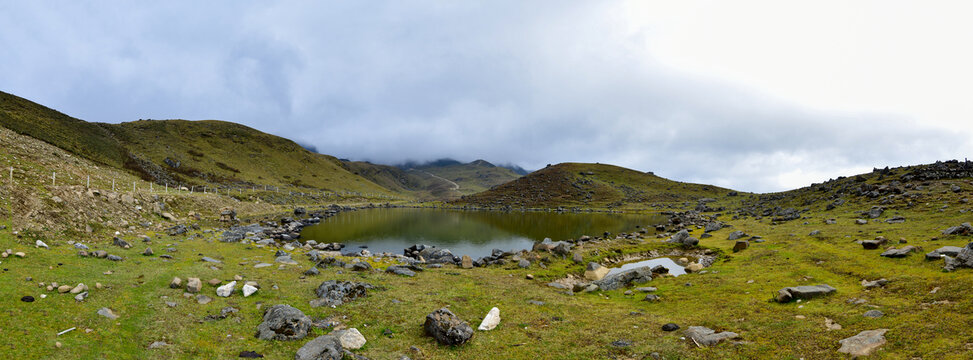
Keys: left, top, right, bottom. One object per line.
{"left": 169, "top": 277, "right": 183, "bottom": 289}
{"left": 55, "top": 341, "right": 62, "bottom": 348}
{"left": 335, "top": 328, "right": 367, "bottom": 350}
{"left": 461, "top": 255, "right": 473, "bottom": 269}
{"left": 148, "top": 341, "right": 168, "bottom": 349}
{"left": 234, "top": 275, "right": 243, "bottom": 281}
{"left": 69, "top": 283, "right": 86, "bottom": 294}
{"left": 97, "top": 307, "right": 119, "bottom": 320}
{"left": 863, "top": 310, "right": 884, "bottom": 318}
{"left": 525, "top": 274, "right": 534, "bottom": 280}
{"left": 142, "top": 248, "right": 153, "bottom": 256}
{"left": 661, "top": 323, "right": 680, "bottom": 332}
{"left": 20, "top": 296, "right": 34, "bottom": 302}
{"left": 243, "top": 284, "right": 258, "bottom": 297}
{"left": 196, "top": 295, "right": 213, "bottom": 304}
{"left": 477, "top": 307, "right": 501, "bottom": 331}
{"left": 186, "top": 278, "right": 202, "bottom": 293}
{"left": 35, "top": 240, "right": 49, "bottom": 249}
{"left": 208, "top": 278, "right": 221, "bottom": 286}
{"left": 216, "top": 281, "right": 236, "bottom": 297}
{"left": 14, "top": 252, "right": 25, "bottom": 258}
{"left": 58, "top": 285, "right": 73, "bottom": 293}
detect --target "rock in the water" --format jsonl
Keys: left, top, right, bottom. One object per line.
{"left": 732, "top": 240, "right": 749, "bottom": 252}
{"left": 97, "top": 307, "right": 119, "bottom": 320}
{"left": 685, "top": 326, "right": 739, "bottom": 347}
{"left": 243, "top": 284, "right": 258, "bottom": 297}
{"left": 477, "top": 307, "right": 500, "bottom": 331}
{"left": 583, "top": 262, "right": 610, "bottom": 281}
{"left": 775, "top": 284, "right": 837, "bottom": 303}
{"left": 661, "top": 323, "right": 680, "bottom": 332}
{"left": 837, "top": 329, "right": 887, "bottom": 356}
{"left": 216, "top": 281, "right": 236, "bottom": 297}
{"left": 255, "top": 304, "right": 312, "bottom": 341}
{"left": 295, "top": 335, "right": 342, "bottom": 360}
{"left": 880, "top": 246, "right": 915, "bottom": 258}
{"left": 593, "top": 266, "right": 653, "bottom": 291}
{"left": 312, "top": 281, "right": 372, "bottom": 308}
{"left": 424, "top": 308, "right": 473, "bottom": 345}
{"left": 333, "top": 328, "right": 366, "bottom": 350}
{"left": 186, "top": 278, "right": 202, "bottom": 293}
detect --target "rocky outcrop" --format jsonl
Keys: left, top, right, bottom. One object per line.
{"left": 255, "top": 305, "right": 312, "bottom": 341}
{"left": 424, "top": 308, "right": 473, "bottom": 346}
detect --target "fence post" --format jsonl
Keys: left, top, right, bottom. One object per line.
{"left": 86, "top": 175, "right": 90, "bottom": 188}
{"left": 132, "top": 181, "right": 136, "bottom": 193}
{"left": 52, "top": 172, "right": 56, "bottom": 186}
{"left": 165, "top": 182, "right": 168, "bottom": 193}
{"left": 112, "top": 179, "right": 115, "bottom": 192}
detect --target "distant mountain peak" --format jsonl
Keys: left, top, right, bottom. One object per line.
{"left": 469, "top": 159, "right": 495, "bottom": 167}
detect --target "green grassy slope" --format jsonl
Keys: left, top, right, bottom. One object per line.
{"left": 0, "top": 91, "right": 397, "bottom": 197}
{"left": 456, "top": 162, "right": 734, "bottom": 208}
{"left": 0, "top": 91, "right": 128, "bottom": 168}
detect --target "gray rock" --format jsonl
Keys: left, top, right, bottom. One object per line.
{"left": 295, "top": 335, "right": 342, "bottom": 360}
{"left": 255, "top": 304, "right": 312, "bottom": 341}
{"left": 943, "top": 242, "right": 973, "bottom": 271}
{"left": 386, "top": 265, "right": 419, "bottom": 277}
{"left": 593, "top": 266, "right": 653, "bottom": 291}
{"left": 727, "top": 231, "right": 746, "bottom": 240}
{"left": 942, "top": 222, "right": 973, "bottom": 236}
{"left": 350, "top": 262, "right": 372, "bottom": 271}
{"left": 837, "top": 329, "right": 887, "bottom": 356}
{"left": 201, "top": 256, "right": 222, "bottom": 263}
{"left": 863, "top": 310, "right": 884, "bottom": 318}
{"left": 312, "top": 281, "right": 372, "bottom": 308}
{"left": 880, "top": 246, "right": 916, "bottom": 258}
{"left": 196, "top": 295, "right": 212, "bottom": 304}
{"left": 926, "top": 246, "right": 963, "bottom": 260}
{"left": 518, "top": 259, "right": 530, "bottom": 268}
{"left": 423, "top": 308, "right": 473, "bottom": 346}
{"left": 861, "top": 279, "right": 888, "bottom": 289}
{"left": 885, "top": 216, "right": 906, "bottom": 224}
{"left": 669, "top": 229, "right": 699, "bottom": 246}
{"left": 775, "top": 284, "right": 837, "bottom": 303}
{"left": 186, "top": 278, "right": 202, "bottom": 293}
{"left": 867, "top": 206, "right": 884, "bottom": 219}
{"left": 97, "top": 307, "right": 119, "bottom": 320}
{"left": 704, "top": 222, "right": 724, "bottom": 233}
{"left": 808, "top": 230, "right": 821, "bottom": 236}
{"left": 684, "top": 326, "right": 739, "bottom": 347}
{"left": 861, "top": 239, "right": 886, "bottom": 250}
{"left": 107, "top": 255, "right": 123, "bottom": 261}
{"left": 142, "top": 247, "right": 153, "bottom": 256}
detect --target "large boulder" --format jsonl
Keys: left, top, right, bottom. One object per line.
{"left": 775, "top": 284, "right": 836, "bottom": 303}
{"left": 684, "top": 326, "right": 739, "bottom": 347}
{"left": 424, "top": 308, "right": 473, "bottom": 346}
{"left": 255, "top": 305, "right": 312, "bottom": 341}
{"left": 311, "top": 281, "right": 372, "bottom": 308}
{"left": 295, "top": 335, "right": 342, "bottom": 360}
{"left": 942, "top": 222, "right": 973, "bottom": 236}
{"left": 925, "top": 246, "right": 963, "bottom": 260}
{"left": 943, "top": 243, "right": 973, "bottom": 271}
{"left": 419, "top": 247, "right": 458, "bottom": 264}
{"left": 668, "top": 230, "right": 699, "bottom": 246}
{"left": 837, "top": 329, "right": 887, "bottom": 357}
{"left": 593, "top": 266, "right": 653, "bottom": 291}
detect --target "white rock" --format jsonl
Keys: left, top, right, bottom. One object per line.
{"left": 242, "top": 284, "right": 258, "bottom": 297}
{"left": 216, "top": 281, "right": 236, "bottom": 297}
{"left": 478, "top": 307, "right": 501, "bottom": 331}
{"left": 35, "top": 240, "right": 49, "bottom": 249}
{"left": 336, "top": 328, "right": 367, "bottom": 350}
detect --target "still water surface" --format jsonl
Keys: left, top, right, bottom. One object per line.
{"left": 300, "top": 208, "right": 666, "bottom": 258}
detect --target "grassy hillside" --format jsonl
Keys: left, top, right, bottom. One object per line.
{"left": 412, "top": 159, "right": 523, "bottom": 196}
{"left": 341, "top": 161, "right": 458, "bottom": 201}
{"left": 456, "top": 162, "right": 733, "bottom": 208}
{"left": 0, "top": 91, "right": 397, "bottom": 197}
{"left": 0, "top": 91, "right": 128, "bottom": 168}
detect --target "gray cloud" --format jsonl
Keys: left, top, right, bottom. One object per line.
{"left": 0, "top": 1, "right": 966, "bottom": 192}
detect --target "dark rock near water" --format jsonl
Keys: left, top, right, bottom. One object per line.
{"left": 594, "top": 266, "right": 653, "bottom": 291}
{"left": 255, "top": 304, "right": 312, "bottom": 341}
{"left": 423, "top": 308, "right": 473, "bottom": 346}
{"left": 312, "top": 281, "right": 373, "bottom": 308}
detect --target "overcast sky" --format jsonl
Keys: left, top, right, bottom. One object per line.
{"left": 2, "top": 1, "right": 971, "bottom": 192}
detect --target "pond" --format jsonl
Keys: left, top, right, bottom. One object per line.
{"left": 299, "top": 208, "right": 667, "bottom": 258}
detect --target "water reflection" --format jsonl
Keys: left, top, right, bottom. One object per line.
{"left": 299, "top": 208, "right": 666, "bottom": 258}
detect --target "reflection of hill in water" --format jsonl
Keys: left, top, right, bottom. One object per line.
{"left": 300, "top": 208, "right": 665, "bottom": 246}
